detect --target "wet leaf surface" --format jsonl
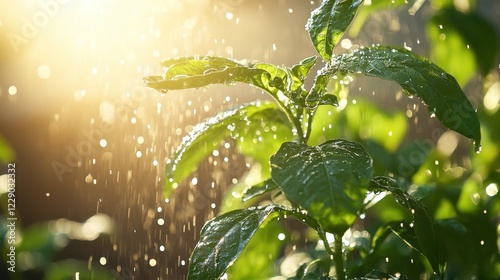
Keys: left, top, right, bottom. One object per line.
{"left": 307, "top": 0, "right": 363, "bottom": 61}
{"left": 271, "top": 139, "right": 373, "bottom": 234}
{"left": 188, "top": 204, "right": 327, "bottom": 280}
{"left": 333, "top": 46, "right": 481, "bottom": 145}
{"left": 145, "top": 56, "right": 287, "bottom": 95}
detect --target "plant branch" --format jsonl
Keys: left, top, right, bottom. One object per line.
{"left": 334, "top": 233, "right": 346, "bottom": 280}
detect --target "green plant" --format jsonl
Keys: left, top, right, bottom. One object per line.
{"left": 145, "top": 0, "right": 498, "bottom": 279}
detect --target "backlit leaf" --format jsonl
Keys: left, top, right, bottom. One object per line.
{"left": 242, "top": 179, "right": 279, "bottom": 202}
{"left": 145, "top": 56, "right": 286, "bottom": 95}
{"left": 165, "top": 102, "right": 290, "bottom": 197}
{"left": 333, "top": 46, "right": 481, "bottom": 145}
{"left": 306, "top": 0, "right": 363, "bottom": 61}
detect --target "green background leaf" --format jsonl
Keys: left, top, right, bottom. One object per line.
{"left": 429, "top": 8, "right": 499, "bottom": 80}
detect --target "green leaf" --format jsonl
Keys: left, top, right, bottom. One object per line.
{"left": 188, "top": 206, "right": 276, "bottom": 279}
{"left": 371, "top": 223, "right": 394, "bottom": 250}
{"left": 434, "top": 219, "right": 475, "bottom": 278}
{"left": 242, "top": 179, "right": 279, "bottom": 202}
{"left": 429, "top": 8, "right": 499, "bottom": 78}
{"left": 289, "top": 56, "right": 318, "bottom": 91}
{"left": 428, "top": 15, "right": 476, "bottom": 87}
{"left": 188, "top": 204, "right": 326, "bottom": 280}
{"left": 306, "top": 0, "right": 363, "bottom": 61}
{"left": 306, "top": 65, "right": 341, "bottom": 109}
{"left": 165, "top": 101, "right": 290, "bottom": 197}
{"left": 145, "top": 56, "right": 286, "bottom": 95}
{"left": 318, "top": 94, "right": 339, "bottom": 107}
{"left": 369, "top": 176, "right": 444, "bottom": 276}
{"left": 333, "top": 46, "right": 481, "bottom": 145}
{"left": 162, "top": 56, "right": 239, "bottom": 76}
{"left": 271, "top": 139, "right": 373, "bottom": 234}
{"left": 254, "top": 62, "right": 289, "bottom": 92}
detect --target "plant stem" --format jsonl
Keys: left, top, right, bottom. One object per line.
{"left": 273, "top": 96, "right": 306, "bottom": 143}
{"left": 334, "top": 233, "right": 345, "bottom": 280}
{"left": 304, "top": 109, "right": 315, "bottom": 144}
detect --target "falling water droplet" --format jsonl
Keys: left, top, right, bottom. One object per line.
{"left": 85, "top": 174, "right": 94, "bottom": 184}
{"left": 475, "top": 144, "right": 482, "bottom": 154}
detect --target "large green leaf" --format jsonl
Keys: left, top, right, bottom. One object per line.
{"left": 271, "top": 139, "right": 373, "bottom": 234}
{"left": 165, "top": 101, "right": 290, "bottom": 197}
{"left": 306, "top": 0, "right": 363, "bottom": 61}
{"left": 369, "top": 176, "right": 444, "bottom": 276}
{"left": 332, "top": 46, "right": 481, "bottom": 145}
{"left": 188, "top": 204, "right": 327, "bottom": 280}
{"left": 144, "top": 56, "right": 286, "bottom": 95}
